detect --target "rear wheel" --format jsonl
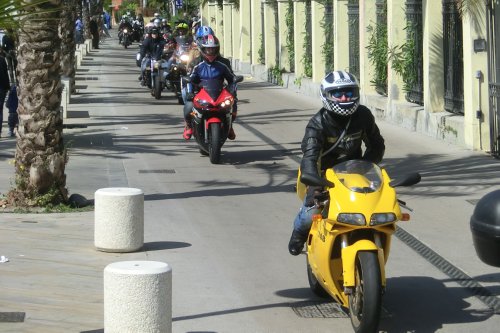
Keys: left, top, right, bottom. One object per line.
{"left": 348, "top": 251, "right": 382, "bottom": 333}
{"left": 209, "top": 123, "right": 221, "bottom": 164}
{"left": 154, "top": 75, "right": 161, "bottom": 99}
{"left": 306, "top": 257, "right": 330, "bottom": 298}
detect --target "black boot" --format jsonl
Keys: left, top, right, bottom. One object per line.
{"left": 288, "top": 230, "right": 307, "bottom": 256}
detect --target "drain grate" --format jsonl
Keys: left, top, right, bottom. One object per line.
{"left": 291, "top": 301, "right": 348, "bottom": 318}
{"left": 0, "top": 312, "right": 26, "bottom": 322}
{"left": 139, "top": 169, "right": 176, "bottom": 174}
{"left": 291, "top": 301, "right": 391, "bottom": 319}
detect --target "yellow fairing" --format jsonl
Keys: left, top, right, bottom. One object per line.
{"left": 296, "top": 168, "right": 307, "bottom": 201}
{"left": 341, "top": 240, "right": 386, "bottom": 287}
{"left": 325, "top": 168, "right": 403, "bottom": 222}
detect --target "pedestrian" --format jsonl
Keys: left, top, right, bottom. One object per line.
{"left": 288, "top": 70, "right": 385, "bottom": 255}
{"left": 89, "top": 16, "right": 100, "bottom": 49}
{"left": 75, "top": 16, "right": 84, "bottom": 44}
{"left": 103, "top": 11, "right": 111, "bottom": 29}
{"left": 6, "top": 85, "right": 18, "bottom": 137}
{"left": 102, "top": 15, "right": 111, "bottom": 38}
{"left": 0, "top": 49, "right": 10, "bottom": 138}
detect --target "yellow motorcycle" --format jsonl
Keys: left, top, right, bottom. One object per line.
{"left": 297, "top": 160, "right": 420, "bottom": 333}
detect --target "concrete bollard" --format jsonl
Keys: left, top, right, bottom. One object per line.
{"left": 94, "top": 187, "right": 144, "bottom": 252}
{"left": 60, "top": 82, "right": 68, "bottom": 119}
{"left": 61, "top": 76, "right": 70, "bottom": 118}
{"left": 104, "top": 261, "right": 172, "bottom": 333}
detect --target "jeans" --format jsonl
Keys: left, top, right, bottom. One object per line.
{"left": 0, "top": 89, "right": 7, "bottom": 133}
{"left": 140, "top": 56, "right": 151, "bottom": 80}
{"left": 293, "top": 197, "right": 322, "bottom": 235}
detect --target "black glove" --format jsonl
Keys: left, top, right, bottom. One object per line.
{"left": 313, "top": 189, "right": 329, "bottom": 202}
{"left": 305, "top": 188, "right": 329, "bottom": 207}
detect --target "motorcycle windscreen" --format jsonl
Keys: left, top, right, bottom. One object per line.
{"left": 332, "top": 160, "right": 383, "bottom": 193}
{"left": 200, "top": 79, "right": 224, "bottom": 101}
{"left": 175, "top": 36, "right": 192, "bottom": 46}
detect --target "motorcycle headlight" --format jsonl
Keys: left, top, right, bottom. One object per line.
{"left": 154, "top": 62, "right": 160, "bottom": 69}
{"left": 337, "top": 213, "right": 366, "bottom": 226}
{"left": 220, "top": 98, "right": 233, "bottom": 108}
{"left": 180, "top": 54, "right": 190, "bottom": 62}
{"left": 123, "top": 29, "right": 128, "bottom": 33}
{"left": 369, "top": 213, "right": 397, "bottom": 226}
{"left": 194, "top": 99, "right": 210, "bottom": 108}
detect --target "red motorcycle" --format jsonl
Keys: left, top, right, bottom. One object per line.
{"left": 189, "top": 75, "right": 243, "bottom": 164}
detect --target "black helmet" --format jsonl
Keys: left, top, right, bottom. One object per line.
{"left": 320, "top": 71, "right": 360, "bottom": 116}
{"left": 150, "top": 28, "right": 159, "bottom": 36}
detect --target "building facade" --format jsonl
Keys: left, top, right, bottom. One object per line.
{"left": 200, "top": 0, "right": 500, "bottom": 156}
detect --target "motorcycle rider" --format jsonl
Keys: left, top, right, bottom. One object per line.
{"left": 151, "top": 12, "right": 161, "bottom": 22}
{"left": 182, "top": 34, "right": 237, "bottom": 140}
{"left": 288, "top": 70, "right": 385, "bottom": 256}
{"left": 160, "top": 19, "right": 172, "bottom": 34}
{"left": 138, "top": 28, "right": 166, "bottom": 86}
{"left": 162, "top": 22, "right": 193, "bottom": 78}
{"left": 186, "top": 26, "right": 239, "bottom": 137}
{"left": 118, "top": 16, "right": 133, "bottom": 44}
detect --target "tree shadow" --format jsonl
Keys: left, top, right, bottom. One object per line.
{"left": 380, "top": 276, "right": 494, "bottom": 332}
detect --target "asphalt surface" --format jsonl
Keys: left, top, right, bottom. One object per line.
{"left": 1, "top": 32, "right": 500, "bottom": 333}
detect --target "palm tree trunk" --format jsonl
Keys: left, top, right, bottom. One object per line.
{"left": 83, "top": 1, "right": 91, "bottom": 40}
{"left": 10, "top": 0, "right": 68, "bottom": 206}
{"left": 60, "top": 0, "right": 77, "bottom": 93}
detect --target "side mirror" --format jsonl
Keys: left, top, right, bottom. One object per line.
{"left": 235, "top": 75, "right": 244, "bottom": 83}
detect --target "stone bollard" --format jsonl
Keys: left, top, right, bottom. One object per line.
{"left": 60, "top": 76, "right": 70, "bottom": 119}
{"left": 94, "top": 187, "right": 144, "bottom": 252}
{"left": 104, "top": 261, "right": 172, "bottom": 333}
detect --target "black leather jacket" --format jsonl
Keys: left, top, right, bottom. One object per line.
{"left": 300, "top": 105, "right": 385, "bottom": 181}
{"left": 140, "top": 36, "right": 166, "bottom": 60}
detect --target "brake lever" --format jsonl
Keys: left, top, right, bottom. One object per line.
{"left": 306, "top": 199, "right": 329, "bottom": 212}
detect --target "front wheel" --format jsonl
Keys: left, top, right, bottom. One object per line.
{"left": 154, "top": 75, "right": 161, "bottom": 99}
{"left": 209, "top": 122, "right": 222, "bottom": 164}
{"left": 348, "top": 251, "right": 382, "bottom": 333}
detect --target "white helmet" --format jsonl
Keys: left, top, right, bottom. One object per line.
{"left": 320, "top": 70, "right": 360, "bottom": 116}
{"left": 154, "top": 12, "right": 160, "bottom": 18}
{"left": 153, "top": 18, "right": 161, "bottom": 27}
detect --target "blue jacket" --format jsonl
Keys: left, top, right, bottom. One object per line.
{"left": 189, "top": 60, "right": 234, "bottom": 86}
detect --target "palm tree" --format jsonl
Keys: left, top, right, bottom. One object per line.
{"left": 7, "top": 0, "right": 67, "bottom": 207}
{"left": 60, "top": 0, "right": 77, "bottom": 93}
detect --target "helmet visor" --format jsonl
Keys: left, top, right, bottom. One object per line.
{"left": 205, "top": 47, "right": 217, "bottom": 56}
{"left": 327, "top": 87, "right": 359, "bottom": 100}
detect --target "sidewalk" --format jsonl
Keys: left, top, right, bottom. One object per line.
{"left": 1, "top": 32, "right": 500, "bottom": 333}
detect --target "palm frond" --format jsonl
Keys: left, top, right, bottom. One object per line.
{"left": 0, "top": 0, "right": 59, "bottom": 29}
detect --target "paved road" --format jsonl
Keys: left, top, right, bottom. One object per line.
{"left": 1, "top": 33, "right": 500, "bottom": 333}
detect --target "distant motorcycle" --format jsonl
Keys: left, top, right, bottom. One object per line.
{"left": 121, "top": 28, "right": 131, "bottom": 48}
{"left": 187, "top": 75, "right": 243, "bottom": 164}
{"left": 132, "top": 22, "right": 143, "bottom": 42}
{"left": 167, "top": 36, "right": 194, "bottom": 104}
{"left": 150, "top": 57, "right": 166, "bottom": 99}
